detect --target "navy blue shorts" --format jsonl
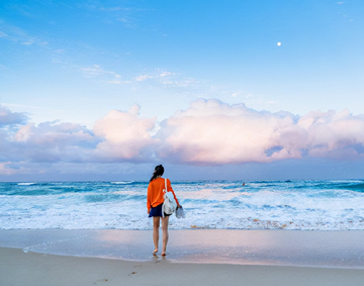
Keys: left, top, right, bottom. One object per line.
{"left": 149, "top": 203, "right": 171, "bottom": 217}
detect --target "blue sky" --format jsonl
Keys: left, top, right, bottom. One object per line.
{"left": 0, "top": 0, "right": 364, "bottom": 181}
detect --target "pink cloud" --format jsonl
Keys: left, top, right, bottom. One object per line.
{"left": 1, "top": 100, "right": 364, "bottom": 177}
{"left": 12, "top": 121, "right": 96, "bottom": 163}
{"left": 0, "top": 162, "right": 18, "bottom": 175}
{"left": 298, "top": 109, "right": 364, "bottom": 158}
{"left": 93, "top": 105, "right": 158, "bottom": 160}
{"left": 155, "top": 99, "right": 364, "bottom": 164}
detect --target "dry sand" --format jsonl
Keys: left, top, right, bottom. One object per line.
{"left": 2, "top": 247, "right": 364, "bottom": 286}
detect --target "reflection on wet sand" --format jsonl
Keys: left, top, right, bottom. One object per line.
{"left": 0, "top": 229, "right": 364, "bottom": 268}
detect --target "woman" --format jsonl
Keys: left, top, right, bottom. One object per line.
{"left": 147, "top": 164, "right": 180, "bottom": 256}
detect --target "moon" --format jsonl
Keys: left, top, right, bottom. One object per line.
{"left": 277, "top": 42, "right": 281, "bottom": 46}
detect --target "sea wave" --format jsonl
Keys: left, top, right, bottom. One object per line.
{"left": 111, "top": 181, "right": 134, "bottom": 185}
{"left": 337, "top": 183, "right": 364, "bottom": 192}
{"left": 1, "top": 180, "right": 364, "bottom": 230}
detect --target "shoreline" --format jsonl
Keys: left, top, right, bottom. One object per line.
{"left": 2, "top": 247, "right": 364, "bottom": 286}
{"left": 1, "top": 229, "right": 364, "bottom": 269}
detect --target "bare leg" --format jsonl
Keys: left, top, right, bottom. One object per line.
{"left": 153, "top": 217, "right": 160, "bottom": 254}
{"left": 161, "top": 216, "right": 170, "bottom": 256}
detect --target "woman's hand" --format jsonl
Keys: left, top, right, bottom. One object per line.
{"left": 147, "top": 209, "right": 150, "bottom": 214}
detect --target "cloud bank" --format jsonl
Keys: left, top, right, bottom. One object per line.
{"left": 1, "top": 99, "right": 364, "bottom": 177}
{"left": 156, "top": 99, "right": 364, "bottom": 164}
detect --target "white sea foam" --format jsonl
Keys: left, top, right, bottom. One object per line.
{"left": 18, "top": 183, "right": 35, "bottom": 186}
{"left": 1, "top": 180, "right": 364, "bottom": 230}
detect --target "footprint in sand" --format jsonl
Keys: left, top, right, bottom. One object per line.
{"left": 93, "top": 278, "right": 108, "bottom": 284}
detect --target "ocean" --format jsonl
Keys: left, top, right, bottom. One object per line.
{"left": 1, "top": 180, "right": 364, "bottom": 231}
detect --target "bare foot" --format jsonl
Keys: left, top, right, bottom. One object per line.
{"left": 153, "top": 249, "right": 158, "bottom": 254}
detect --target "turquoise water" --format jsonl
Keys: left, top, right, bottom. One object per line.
{"left": 1, "top": 180, "right": 364, "bottom": 230}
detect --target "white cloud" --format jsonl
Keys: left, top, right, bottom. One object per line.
{"left": 21, "top": 41, "right": 33, "bottom": 45}
{"left": 162, "top": 79, "right": 197, "bottom": 88}
{"left": 0, "top": 23, "right": 47, "bottom": 47}
{"left": 81, "top": 65, "right": 102, "bottom": 76}
{"left": 135, "top": 74, "right": 154, "bottom": 82}
{"left": 14, "top": 123, "right": 34, "bottom": 142}
{"left": 155, "top": 99, "right": 294, "bottom": 164}
{"left": 108, "top": 80, "right": 133, "bottom": 84}
{"left": 297, "top": 109, "right": 364, "bottom": 158}
{"left": 160, "top": 71, "right": 174, "bottom": 77}
{"left": 134, "top": 70, "right": 177, "bottom": 83}
{"left": 54, "top": 49, "right": 65, "bottom": 54}
{"left": 0, "top": 105, "right": 28, "bottom": 126}
{"left": 81, "top": 65, "right": 121, "bottom": 79}
{"left": 0, "top": 162, "right": 18, "bottom": 175}
{"left": 155, "top": 99, "right": 364, "bottom": 164}
{"left": 93, "top": 105, "right": 158, "bottom": 160}
{"left": 1, "top": 100, "right": 364, "bottom": 176}
{"left": 11, "top": 121, "right": 97, "bottom": 163}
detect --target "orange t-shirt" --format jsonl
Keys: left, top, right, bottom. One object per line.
{"left": 147, "top": 177, "right": 179, "bottom": 212}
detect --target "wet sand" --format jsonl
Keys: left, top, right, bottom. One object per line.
{"left": 1, "top": 229, "right": 364, "bottom": 285}
{"left": 2, "top": 247, "right": 364, "bottom": 286}
{"left": 1, "top": 229, "right": 364, "bottom": 268}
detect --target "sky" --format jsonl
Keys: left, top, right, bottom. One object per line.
{"left": 0, "top": 0, "right": 364, "bottom": 181}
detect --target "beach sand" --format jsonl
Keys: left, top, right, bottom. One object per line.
{"left": 0, "top": 248, "right": 364, "bottom": 286}
{"left": 1, "top": 229, "right": 364, "bottom": 285}
{"left": 2, "top": 247, "right": 364, "bottom": 286}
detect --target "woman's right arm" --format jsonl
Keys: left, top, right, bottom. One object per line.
{"left": 167, "top": 179, "right": 180, "bottom": 207}
{"left": 147, "top": 183, "right": 152, "bottom": 213}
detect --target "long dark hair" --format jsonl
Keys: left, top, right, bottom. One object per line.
{"left": 150, "top": 164, "right": 164, "bottom": 182}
